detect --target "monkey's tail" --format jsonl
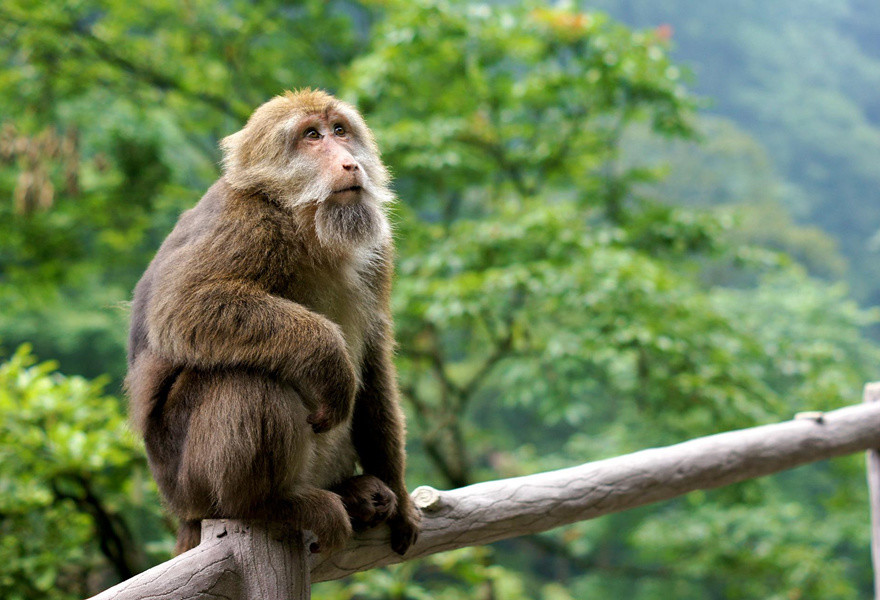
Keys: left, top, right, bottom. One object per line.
{"left": 174, "top": 519, "right": 202, "bottom": 554}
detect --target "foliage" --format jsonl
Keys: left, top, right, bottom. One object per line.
{"left": 588, "top": 0, "right": 880, "bottom": 306}
{"left": 0, "top": 0, "right": 369, "bottom": 382}
{"left": 0, "top": 0, "right": 877, "bottom": 598}
{"left": 316, "top": 546, "right": 577, "bottom": 600}
{"left": 0, "top": 345, "right": 166, "bottom": 600}
{"left": 347, "top": 0, "right": 693, "bottom": 221}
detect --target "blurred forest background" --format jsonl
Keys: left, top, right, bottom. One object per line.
{"left": 1, "top": 0, "right": 879, "bottom": 598}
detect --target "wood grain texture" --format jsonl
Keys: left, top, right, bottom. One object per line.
{"left": 89, "top": 520, "right": 311, "bottom": 599}
{"left": 865, "top": 383, "right": 880, "bottom": 600}
{"left": 312, "top": 400, "right": 880, "bottom": 581}
{"left": 88, "top": 536, "right": 238, "bottom": 599}
{"left": 89, "top": 398, "right": 880, "bottom": 597}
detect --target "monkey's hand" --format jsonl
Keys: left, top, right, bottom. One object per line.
{"left": 301, "top": 328, "right": 358, "bottom": 434}
{"left": 388, "top": 498, "right": 421, "bottom": 555}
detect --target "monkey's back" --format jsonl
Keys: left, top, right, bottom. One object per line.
{"left": 128, "top": 179, "right": 229, "bottom": 367}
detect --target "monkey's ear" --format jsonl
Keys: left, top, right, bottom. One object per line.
{"left": 220, "top": 130, "right": 244, "bottom": 164}
{"left": 220, "top": 130, "right": 250, "bottom": 180}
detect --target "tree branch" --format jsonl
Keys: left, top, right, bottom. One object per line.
{"left": 0, "top": 9, "right": 247, "bottom": 121}
{"left": 89, "top": 521, "right": 310, "bottom": 600}
{"left": 51, "top": 475, "right": 139, "bottom": 580}
{"left": 455, "top": 134, "right": 535, "bottom": 197}
{"left": 311, "top": 400, "right": 880, "bottom": 581}
{"left": 401, "top": 384, "right": 469, "bottom": 487}
{"left": 90, "top": 398, "right": 880, "bottom": 598}
{"left": 400, "top": 346, "right": 464, "bottom": 401}
{"left": 458, "top": 331, "right": 512, "bottom": 405}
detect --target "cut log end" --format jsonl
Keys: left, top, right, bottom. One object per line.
{"left": 412, "top": 486, "right": 443, "bottom": 511}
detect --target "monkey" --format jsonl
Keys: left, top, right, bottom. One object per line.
{"left": 125, "top": 89, "right": 420, "bottom": 556}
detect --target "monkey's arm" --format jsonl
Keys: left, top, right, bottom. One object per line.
{"left": 146, "top": 263, "right": 356, "bottom": 432}
{"left": 351, "top": 320, "right": 421, "bottom": 554}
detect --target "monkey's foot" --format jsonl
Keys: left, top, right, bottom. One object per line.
{"left": 302, "top": 492, "right": 353, "bottom": 554}
{"left": 333, "top": 475, "right": 398, "bottom": 531}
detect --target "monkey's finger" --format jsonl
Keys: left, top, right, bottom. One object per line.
{"left": 390, "top": 520, "right": 419, "bottom": 555}
{"left": 306, "top": 409, "right": 332, "bottom": 433}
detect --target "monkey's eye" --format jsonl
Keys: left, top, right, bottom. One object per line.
{"left": 304, "top": 128, "right": 321, "bottom": 140}
{"left": 333, "top": 124, "right": 346, "bottom": 136}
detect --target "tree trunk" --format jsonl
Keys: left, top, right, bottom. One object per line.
{"left": 90, "top": 521, "right": 311, "bottom": 599}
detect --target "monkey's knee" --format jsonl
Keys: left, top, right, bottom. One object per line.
{"left": 175, "top": 371, "right": 311, "bottom": 517}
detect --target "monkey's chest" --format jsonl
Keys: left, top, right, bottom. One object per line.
{"left": 308, "top": 421, "right": 359, "bottom": 488}
{"left": 285, "top": 259, "right": 375, "bottom": 370}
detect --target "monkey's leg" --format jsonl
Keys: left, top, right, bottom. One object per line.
{"left": 255, "top": 489, "right": 354, "bottom": 553}
{"left": 332, "top": 474, "right": 397, "bottom": 531}
{"left": 173, "top": 370, "right": 352, "bottom": 553}
{"left": 353, "top": 336, "right": 421, "bottom": 555}
{"left": 174, "top": 493, "right": 353, "bottom": 555}
{"left": 139, "top": 367, "right": 208, "bottom": 555}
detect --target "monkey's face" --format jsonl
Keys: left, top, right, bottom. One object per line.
{"left": 221, "top": 90, "right": 393, "bottom": 249}
{"left": 288, "top": 111, "right": 374, "bottom": 207}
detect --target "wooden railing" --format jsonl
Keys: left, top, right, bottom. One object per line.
{"left": 90, "top": 384, "right": 880, "bottom": 600}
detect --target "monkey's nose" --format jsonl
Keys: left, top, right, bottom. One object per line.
{"left": 342, "top": 162, "right": 359, "bottom": 172}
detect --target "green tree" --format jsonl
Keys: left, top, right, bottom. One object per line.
{"left": 588, "top": 0, "right": 880, "bottom": 305}
{"left": 0, "top": 345, "right": 166, "bottom": 600}
{"left": 0, "top": 0, "right": 368, "bottom": 383}
{"left": 337, "top": 2, "right": 880, "bottom": 597}
{"left": 0, "top": 1, "right": 878, "bottom": 598}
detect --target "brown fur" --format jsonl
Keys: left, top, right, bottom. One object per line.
{"left": 126, "top": 89, "right": 419, "bottom": 555}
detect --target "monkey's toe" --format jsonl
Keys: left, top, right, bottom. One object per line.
{"left": 357, "top": 488, "right": 397, "bottom": 530}
{"left": 351, "top": 488, "right": 397, "bottom": 531}
{"left": 306, "top": 408, "right": 332, "bottom": 433}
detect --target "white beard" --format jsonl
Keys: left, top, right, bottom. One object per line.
{"left": 314, "top": 197, "right": 385, "bottom": 249}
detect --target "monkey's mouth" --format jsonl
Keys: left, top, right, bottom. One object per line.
{"left": 331, "top": 185, "right": 362, "bottom": 195}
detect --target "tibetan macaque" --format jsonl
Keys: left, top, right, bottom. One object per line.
{"left": 125, "top": 89, "right": 420, "bottom": 555}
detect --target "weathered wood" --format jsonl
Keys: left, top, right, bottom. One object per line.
{"left": 88, "top": 531, "right": 238, "bottom": 599}
{"left": 88, "top": 398, "right": 880, "bottom": 598}
{"left": 203, "top": 520, "right": 311, "bottom": 600}
{"left": 89, "top": 520, "right": 311, "bottom": 600}
{"left": 312, "top": 400, "right": 880, "bottom": 581}
{"left": 866, "top": 383, "right": 880, "bottom": 600}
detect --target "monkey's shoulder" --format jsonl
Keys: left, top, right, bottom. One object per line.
{"left": 151, "top": 180, "right": 298, "bottom": 282}
{"left": 146, "top": 177, "right": 393, "bottom": 302}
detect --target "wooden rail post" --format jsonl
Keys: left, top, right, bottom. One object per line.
{"left": 89, "top": 398, "right": 880, "bottom": 598}
{"left": 89, "top": 520, "right": 313, "bottom": 600}
{"left": 866, "top": 383, "right": 880, "bottom": 600}
{"left": 201, "top": 520, "right": 312, "bottom": 600}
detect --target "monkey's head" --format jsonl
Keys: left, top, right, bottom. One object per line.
{"left": 221, "top": 89, "right": 392, "bottom": 249}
